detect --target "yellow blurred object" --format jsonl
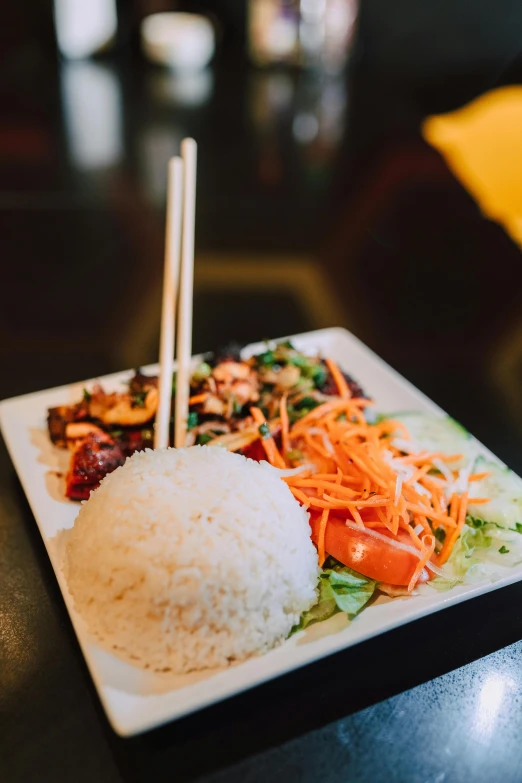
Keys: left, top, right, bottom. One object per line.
{"left": 423, "top": 86, "right": 522, "bottom": 248}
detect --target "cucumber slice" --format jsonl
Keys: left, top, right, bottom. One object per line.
{"left": 386, "top": 412, "right": 473, "bottom": 469}
{"left": 467, "top": 456, "right": 522, "bottom": 529}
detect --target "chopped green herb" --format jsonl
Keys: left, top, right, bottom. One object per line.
{"left": 256, "top": 350, "right": 275, "bottom": 367}
{"left": 196, "top": 433, "right": 213, "bottom": 446}
{"left": 512, "top": 523, "right": 522, "bottom": 534}
{"left": 499, "top": 545, "right": 510, "bottom": 554}
{"left": 82, "top": 388, "right": 92, "bottom": 403}
{"left": 132, "top": 391, "right": 147, "bottom": 408}
{"left": 466, "top": 515, "right": 486, "bottom": 529}
{"left": 294, "top": 396, "right": 320, "bottom": 412}
{"left": 192, "top": 362, "right": 212, "bottom": 382}
{"left": 311, "top": 366, "right": 327, "bottom": 388}
{"left": 467, "top": 515, "right": 504, "bottom": 531}
{"left": 258, "top": 422, "right": 270, "bottom": 440}
{"left": 187, "top": 412, "right": 199, "bottom": 430}
{"left": 288, "top": 354, "right": 307, "bottom": 368}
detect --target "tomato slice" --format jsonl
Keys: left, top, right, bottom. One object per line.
{"left": 310, "top": 514, "right": 425, "bottom": 586}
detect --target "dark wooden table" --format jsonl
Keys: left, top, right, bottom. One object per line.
{"left": 2, "top": 3, "right": 522, "bottom": 781}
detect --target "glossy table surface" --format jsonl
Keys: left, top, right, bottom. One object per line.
{"left": 2, "top": 3, "right": 522, "bottom": 781}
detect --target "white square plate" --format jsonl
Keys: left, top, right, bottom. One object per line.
{"left": 1, "top": 327, "right": 520, "bottom": 737}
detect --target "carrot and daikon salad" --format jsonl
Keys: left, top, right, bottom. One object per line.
{"left": 247, "top": 355, "right": 522, "bottom": 629}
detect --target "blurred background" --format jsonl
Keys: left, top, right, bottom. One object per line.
{"left": 2, "top": 0, "right": 522, "bottom": 466}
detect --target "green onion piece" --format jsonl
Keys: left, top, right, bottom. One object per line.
{"left": 499, "top": 545, "right": 510, "bottom": 554}
{"left": 192, "top": 362, "right": 212, "bottom": 382}
{"left": 258, "top": 422, "right": 270, "bottom": 440}
{"left": 294, "top": 396, "right": 320, "bottom": 412}
{"left": 132, "top": 391, "right": 147, "bottom": 408}
{"left": 196, "top": 433, "right": 213, "bottom": 445}
{"left": 187, "top": 412, "right": 199, "bottom": 430}
{"left": 256, "top": 350, "right": 275, "bottom": 367}
{"left": 82, "top": 388, "right": 92, "bottom": 403}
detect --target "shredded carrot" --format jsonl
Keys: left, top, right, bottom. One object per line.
{"left": 469, "top": 472, "right": 491, "bottom": 482}
{"left": 290, "top": 478, "right": 358, "bottom": 497}
{"left": 246, "top": 382, "right": 481, "bottom": 586}
{"left": 290, "top": 487, "right": 311, "bottom": 507}
{"left": 188, "top": 393, "right": 208, "bottom": 405}
{"left": 436, "top": 493, "right": 468, "bottom": 566}
{"left": 325, "top": 358, "right": 351, "bottom": 398}
{"left": 317, "top": 509, "right": 330, "bottom": 566}
{"left": 250, "top": 407, "right": 286, "bottom": 469}
{"left": 395, "top": 452, "right": 463, "bottom": 465}
{"left": 408, "top": 535, "right": 436, "bottom": 592}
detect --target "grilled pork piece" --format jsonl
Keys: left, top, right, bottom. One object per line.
{"left": 320, "top": 363, "right": 367, "bottom": 399}
{"left": 48, "top": 402, "right": 89, "bottom": 447}
{"left": 65, "top": 431, "right": 126, "bottom": 500}
{"left": 129, "top": 370, "right": 158, "bottom": 395}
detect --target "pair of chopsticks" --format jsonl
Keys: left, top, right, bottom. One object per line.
{"left": 154, "top": 138, "right": 197, "bottom": 450}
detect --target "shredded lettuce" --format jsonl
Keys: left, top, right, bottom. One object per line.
{"left": 430, "top": 516, "right": 522, "bottom": 591}
{"left": 293, "top": 558, "right": 376, "bottom": 633}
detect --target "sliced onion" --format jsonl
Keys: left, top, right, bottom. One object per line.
{"left": 344, "top": 520, "right": 423, "bottom": 559}
{"left": 452, "top": 465, "right": 472, "bottom": 495}
{"left": 391, "top": 437, "right": 417, "bottom": 454}
{"left": 425, "top": 559, "right": 446, "bottom": 576}
{"left": 267, "top": 462, "right": 317, "bottom": 477}
{"left": 412, "top": 481, "right": 430, "bottom": 497}
{"left": 413, "top": 523, "right": 424, "bottom": 535}
{"left": 394, "top": 475, "right": 403, "bottom": 506}
{"left": 432, "top": 458, "right": 453, "bottom": 483}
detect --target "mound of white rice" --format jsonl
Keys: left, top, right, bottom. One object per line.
{"left": 64, "top": 446, "right": 319, "bottom": 673}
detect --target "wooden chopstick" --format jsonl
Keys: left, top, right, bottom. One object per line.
{"left": 154, "top": 156, "right": 184, "bottom": 450}
{"left": 174, "top": 138, "right": 198, "bottom": 448}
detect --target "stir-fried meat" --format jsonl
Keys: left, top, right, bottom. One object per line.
{"left": 128, "top": 370, "right": 158, "bottom": 395}
{"left": 319, "top": 364, "right": 366, "bottom": 399}
{"left": 205, "top": 361, "right": 260, "bottom": 415}
{"left": 65, "top": 431, "right": 126, "bottom": 500}
{"left": 48, "top": 345, "right": 367, "bottom": 502}
{"left": 48, "top": 402, "right": 89, "bottom": 447}
{"left": 88, "top": 384, "right": 158, "bottom": 426}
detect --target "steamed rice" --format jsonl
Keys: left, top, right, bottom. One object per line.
{"left": 64, "top": 446, "right": 319, "bottom": 673}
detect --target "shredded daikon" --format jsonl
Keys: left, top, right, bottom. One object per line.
{"left": 307, "top": 427, "right": 335, "bottom": 455}
{"left": 267, "top": 462, "right": 317, "bottom": 477}
{"left": 432, "top": 458, "right": 453, "bottom": 483}
{"left": 344, "top": 520, "right": 423, "bottom": 559}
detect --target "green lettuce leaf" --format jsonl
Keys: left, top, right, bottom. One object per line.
{"left": 293, "top": 558, "right": 376, "bottom": 633}
{"left": 431, "top": 517, "right": 522, "bottom": 590}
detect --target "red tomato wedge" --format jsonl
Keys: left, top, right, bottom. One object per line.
{"left": 310, "top": 514, "right": 426, "bottom": 586}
